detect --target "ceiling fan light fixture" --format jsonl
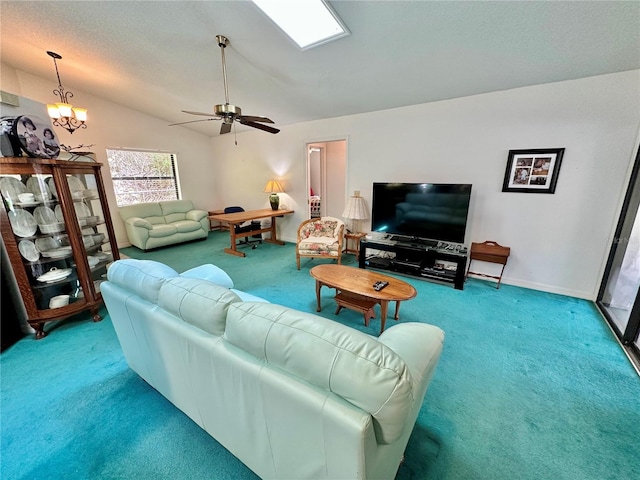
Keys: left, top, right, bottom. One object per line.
{"left": 251, "top": 0, "right": 349, "bottom": 50}
{"left": 171, "top": 35, "right": 279, "bottom": 136}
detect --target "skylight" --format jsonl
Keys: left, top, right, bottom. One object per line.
{"left": 251, "top": 0, "right": 349, "bottom": 50}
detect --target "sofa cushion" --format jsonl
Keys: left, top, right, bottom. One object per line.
{"left": 161, "top": 199, "right": 195, "bottom": 223}
{"left": 107, "top": 259, "right": 179, "bottom": 304}
{"left": 148, "top": 224, "right": 178, "bottom": 238}
{"left": 159, "top": 277, "right": 241, "bottom": 336}
{"left": 224, "top": 302, "right": 413, "bottom": 445}
{"left": 173, "top": 220, "right": 203, "bottom": 233}
{"left": 119, "top": 202, "right": 163, "bottom": 221}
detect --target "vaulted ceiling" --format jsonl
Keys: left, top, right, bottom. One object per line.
{"left": 1, "top": 1, "right": 638, "bottom": 136}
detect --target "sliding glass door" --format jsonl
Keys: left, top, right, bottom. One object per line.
{"left": 598, "top": 145, "right": 640, "bottom": 370}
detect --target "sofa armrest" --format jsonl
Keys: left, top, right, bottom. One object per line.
{"left": 125, "top": 217, "right": 153, "bottom": 230}
{"left": 186, "top": 209, "right": 208, "bottom": 222}
{"left": 180, "top": 264, "right": 234, "bottom": 288}
{"left": 378, "top": 323, "right": 444, "bottom": 395}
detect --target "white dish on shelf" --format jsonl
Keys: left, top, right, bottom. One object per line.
{"left": 14, "top": 201, "right": 41, "bottom": 207}
{"left": 82, "top": 235, "right": 95, "bottom": 247}
{"left": 92, "top": 233, "right": 105, "bottom": 244}
{"left": 8, "top": 209, "right": 38, "bottom": 237}
{"left": 37, "top": 267, "right": 72, "bottom": 283}
{"left": 96, "top": 252, "right": 111, "bottom": 261}
{"left": 35, "top": 236, "right": 59, "bottom": 252}
{"left": 47, "top": 177, "right": 57, "bottom": 199}
{"left": 18, "top": 192, "right": 36, "bottom": 203}
{"left": 39, "top": 222, "right": 65, "bottom": 234}
{"left": 0, "top": 177, "right": 27, "bottom": 202}
{"left": 33, "top": 206, "right": 57, "bottom": 225}
{"left": 47, "top": 176, "right": 86, "bottom": 199}
{"left": 74, "top": 201, "right": 91, "bottom": 219}
{"left": 66, "top": 175, "right": 86, "bottom": 194}
{"left": 49, "top": 294, "right": 70, "bottom": 308}
{"left": 18, "top": 240, "right": 40, "bottom": 262}
{"left": 41, "top": 247, "right": 72, "bottom": 258}
{"left": 26, "top": 176, "right": 52, "bottom": 201}
{"left": 87, "top": 256, "right": 100, "bottom": 268}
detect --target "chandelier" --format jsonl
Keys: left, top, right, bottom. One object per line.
{"left": 46, "top": 51, "right": 87, "bottom": 134}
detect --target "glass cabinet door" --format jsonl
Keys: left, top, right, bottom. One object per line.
{"left": 1, "top": 170, "right": 86, "bottom": 312}
{"left": 63, "top": 172, "right": 114, "bottom": 299}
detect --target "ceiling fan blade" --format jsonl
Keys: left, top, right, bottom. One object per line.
{"left": 241, "top": 120, "right": 280, "bottom": 134}
{"left": 169, "top": 118, "right": 220, "bottom": 126}
{"left": 238, "top": 115, "right": 274, "bottom": 124}
{"left": 182, "top": 110, "right": 219, "bottom": 117}
{"left": 220, "top": 122, "right": 232, "bottom": 135}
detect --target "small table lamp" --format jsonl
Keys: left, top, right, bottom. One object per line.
{"left": 341, "top": 190, "right": 369, "bottom": 233}
{"left": 264, "top": 180, "right": 284, "bottom": 210}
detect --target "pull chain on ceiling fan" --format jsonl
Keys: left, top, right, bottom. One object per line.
{"left": 169, "top": 35, "right": 280, "bottom": 135}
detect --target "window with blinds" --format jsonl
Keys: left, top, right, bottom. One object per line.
{"left": 106, "top": 149, "right": 180, "bottom": 207}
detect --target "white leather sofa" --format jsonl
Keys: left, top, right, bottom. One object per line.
{"left": 101, "top": 259, "right": 445, "bottom": 480}
{"left": 118, "top": 200, "right": 208, "bottom": 250}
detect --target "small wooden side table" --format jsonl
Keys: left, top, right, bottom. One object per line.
{"left": 208, "top": 210, "right": 229, "bottom": 231}
{"left": 344, "top": 232, "right": 367, "bottom": 256}
{"left": 465, "top": 241, "right": 511, "bottom": 289}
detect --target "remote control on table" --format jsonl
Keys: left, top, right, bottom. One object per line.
{"left": 373, "top": 281, "right": 389, "bottom": 291}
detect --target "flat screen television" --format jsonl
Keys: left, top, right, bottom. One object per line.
{"left": 371, "top": 183, "right": 472, "bottom": 243}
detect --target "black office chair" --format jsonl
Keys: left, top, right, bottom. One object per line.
{"left": 224, "top": 206, "right": 262, "bottom": 249}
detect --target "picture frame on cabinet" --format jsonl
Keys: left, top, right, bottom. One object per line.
{"left": 502, "top": 148, "right": 565, "bottom": 194}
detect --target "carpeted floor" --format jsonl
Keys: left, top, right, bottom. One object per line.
{"left": 2, "top": 232, "right": 639, "bottom": 479}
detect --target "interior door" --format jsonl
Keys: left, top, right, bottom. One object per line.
{"left": 306, "top": 139, "right": 347, "bottom": 220}
{"left": 308, "top": 146, "right": 324, "bottom": 218}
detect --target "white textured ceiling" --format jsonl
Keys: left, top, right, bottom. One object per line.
{"left": 1, "top": 1, "right": 639, "bottom": 136}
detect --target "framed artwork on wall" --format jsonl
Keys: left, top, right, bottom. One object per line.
{"left": 502, "top": 148, "right": 565, "bottom": 193}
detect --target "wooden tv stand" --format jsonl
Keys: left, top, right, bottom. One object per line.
{"left": 358, "top": 238, "right": 468, "bottom": 290}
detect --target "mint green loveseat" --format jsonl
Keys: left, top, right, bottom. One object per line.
{"left": 101, "top": 259, "right": 445, "bottom": 480}
{"left": 119, "top": 200, "right": 208, "bottom": 250}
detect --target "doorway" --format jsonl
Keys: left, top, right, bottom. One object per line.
{"left": 306, "top": 139, "right": 347, "bottom": 219}
{"left": 597, "top": 143, "right": 640, "bottom": 374}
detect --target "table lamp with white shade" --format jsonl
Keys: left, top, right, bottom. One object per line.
{"left": 264, "top": 180, "right": 285, "bottom": 210}
{"left": 341, "top": 190, "right": 369, "bottom": 233}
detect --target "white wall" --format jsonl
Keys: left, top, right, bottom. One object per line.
{"left": 1, "top": 62, "right": 216, "bottom": 247}
{"left": 4, "top": 61, "right": 638, "bottom": 299}
{"left": 210, "top": 71, "right": 640, "bottom": 299}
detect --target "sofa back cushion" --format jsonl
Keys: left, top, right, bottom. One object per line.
{"left": 224, "top": 302, "right": 413, "bottom": 445}
{"left": 161, "top": 200, "right": 195, "bottom": 223}
{"left": 158, "top": 277, "right": 240, "bottom": 336}
{"left": 119, "top": 202, "right": 164, "bottom": 223}
{"left": 107, "top": 259, "right": 179, "bottom": 304}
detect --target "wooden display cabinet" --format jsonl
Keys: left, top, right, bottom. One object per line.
{"left": 0, "top": 157, "right": 119, "bottom": 339}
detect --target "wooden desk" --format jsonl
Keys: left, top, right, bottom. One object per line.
{"left": 465, "top": 241, "right": 511, "bottom": 289}
{"left": 207, "top": 210, "right": 228, "bottom": 231}
{"left": 208, "top": 208, "right": 294, "bottom": 257}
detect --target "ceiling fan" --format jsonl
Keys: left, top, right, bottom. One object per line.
{"left": 170, "top": 35, "right": 280, "bottom": 135}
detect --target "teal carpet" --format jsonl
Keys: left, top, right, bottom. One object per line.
{"left": 2, "top": 232, "right": 639, "bottom": 479}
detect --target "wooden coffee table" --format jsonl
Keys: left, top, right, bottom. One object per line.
{"left": 309, "top": 264, "right": 417, "bottom": 334}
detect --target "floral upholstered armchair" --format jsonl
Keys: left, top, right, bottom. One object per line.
{"left": 296, "top": 216, "right": 345, "bottom": 270}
